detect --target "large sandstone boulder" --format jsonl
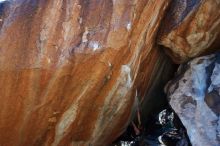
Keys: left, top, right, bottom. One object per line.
{"left": 158, "top": 0, "right": 220, "bottom": 63}
{"left": 165, "top": 53, "right": 220, "bottom": 146}
{"left": 0, "top": 0, "right": 173, "bottom": 145}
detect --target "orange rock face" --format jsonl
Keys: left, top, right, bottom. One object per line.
{"left": 158, "top": 0, "right": 220, "bottom": 63}
{"left": 0, "top": 0, "right": 172, "bottom": 145}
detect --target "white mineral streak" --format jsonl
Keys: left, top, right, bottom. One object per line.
{"left": 126, "top": 22, "right": 131, "bottom": 31}
{"left": 82, "top": 27, "right": 89, "bottom": 43}
{"left": 89, "top": 64, "right": 134, "bottom": 145}
{"left": 79, "top": 17, "right": 82, "bottom": 24}
{"left": 35, "top": 0, "right": 63, "bottom": 68}
{"left": 88, "top": 41, "right": 101, "bottom": 51}
{"left": 121, "top": 65, "right": 132, "bottom": 88}
{"left": 58, "top": 2, "right": 82, "bottom": 64}
{"left": 47, "top": 58, "right": 51, "bottom": 64}
{"left": 108, "top": 61, "right": 112, "bottom": 68}
{"left": 167, "top": 54, "right": 220, "bottom": 146}
{"left": 126, "top": 0, "right": 164, "bottom": 73}
{"left": 52, "top": 85, "right": 90, "bottom": 146}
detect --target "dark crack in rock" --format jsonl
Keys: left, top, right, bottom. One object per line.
{"left": 111, "top": 108, "right": 190, "bottom": 146}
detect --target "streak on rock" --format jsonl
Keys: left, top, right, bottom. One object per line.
{"left": 0, "top": 0, "right": 172, "bottom": 145}
{"left": 52, "top": 84, "right": 90, "bottom": 146}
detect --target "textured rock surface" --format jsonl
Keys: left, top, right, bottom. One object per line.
{"left": 165, "top": 53, "right": 220, "bottom": 146}
{"left": 158, "top": 0, "right": 220, "bottom": 63}
{"left": 0, "top": 0, "right": 172, "bottom": 145}
{"left": 134, "top": 47, "right": 175, "bottom": 125}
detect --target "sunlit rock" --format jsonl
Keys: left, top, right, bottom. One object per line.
{"left": 158, "top": 0, "right": 220, "bottom": 63}
{"left": 165, "top": 53, "right": 220, "bottom": 146}
{"left": 0, "top": 0, "right": 172, "bottom": 145}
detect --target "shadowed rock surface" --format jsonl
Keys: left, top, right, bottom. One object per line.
{"left": 158, "top": 0, "right": 220, "bottom": 63}
{"left": 0, "top": 0, "right": 174, "bottom": 145}
{"left": 165, "top": 53, "right": 220, "bottom": 146}
{"left": 112, "top": 107, "right": 191, "bottom": 146}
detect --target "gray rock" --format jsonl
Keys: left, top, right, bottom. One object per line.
{"left": 165, "top": 53, "right": 220, "bottom": 146}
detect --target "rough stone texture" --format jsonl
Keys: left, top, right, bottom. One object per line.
{"left": 134, "top": 47, "right": 176, "bottom": 125}
{"left": 0, "top": 0, "right": 172, "bottom": 146}
{"left": 165, "top": 53, "right": 220, "bottom": 146}
{"left": 158, "top": 0, "right": 220, "bottom": 63}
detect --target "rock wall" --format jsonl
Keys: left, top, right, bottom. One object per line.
{"left": 165, "top": 53, "right": 220, "bottom": 146}
{"left": 158, "top": 0, "right": 220, "bottom": 63}
{"left": 0, "top": 0, "right": 172, "bottom": 145}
